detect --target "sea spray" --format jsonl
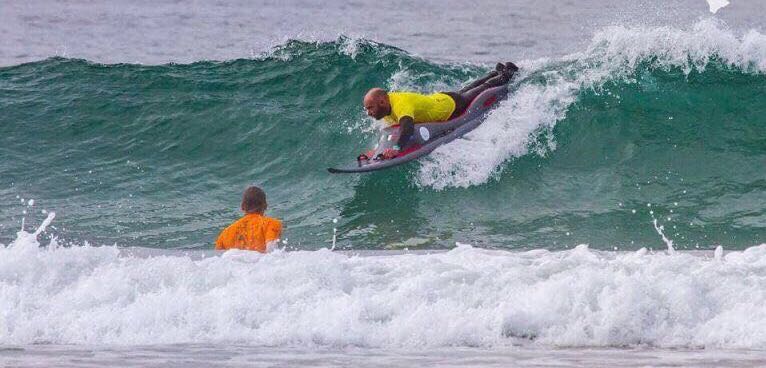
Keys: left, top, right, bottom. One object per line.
{"left": 707, "top": 0, "right": 730, "bottom": 14}
{"left": 332, "top": 218, "right": 338, "bottom": 250}
{"left": 2, "top": 229, "right": 766, "bottom": 348}
{"left": 652, "top": 217, "right": 676, "bottom": 254}
{"left": 10, "top": 211, "right": 56, "bottom": 251}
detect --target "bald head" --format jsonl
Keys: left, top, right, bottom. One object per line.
{"left": 364, "top": 88, "right": 387, "bottom": 102}
{"left": 363, "top": 88, "right": 390, "bottom": 120}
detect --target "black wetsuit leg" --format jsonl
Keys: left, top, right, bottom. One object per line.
{"left": 460, "top": 73, "right": 510, "bottom": 101}
{"left": 447, "top": 71, "right": 513, "bottom": 118}
{"left": 457, "top": 71, "right": 499, "bottom": 94}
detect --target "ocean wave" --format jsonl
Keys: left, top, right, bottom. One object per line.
{"left": 417, "top": 19, "right": 766, "bottom": 189}
{"left": 1, "top": 218, "right": 765, "bottom": 348}
{"left": 1, "top": 21, "right": 765, "bottom": 250}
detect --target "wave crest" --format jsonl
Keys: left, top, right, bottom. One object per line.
{"left": 417, "top": 19, "right": 766, "bottom": 189}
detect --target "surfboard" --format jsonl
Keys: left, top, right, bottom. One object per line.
{"left": 328, "top": 85, "right": 509, "bottom": 174}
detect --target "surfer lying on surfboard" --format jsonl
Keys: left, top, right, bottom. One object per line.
{"left": 362, "top": 62, "right": 518, "bottom": 159}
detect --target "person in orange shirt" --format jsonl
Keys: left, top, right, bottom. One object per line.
{"left": 215, "top": 186, "right": 282, "bottom": 253}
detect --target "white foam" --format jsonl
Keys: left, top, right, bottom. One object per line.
{"left": 417, "top": 19, "right": 766, "bottom": 189}
{"left": 707, "top": 0, "right": 730, "bottom": 14}
{"left": 417, "top": 64, "right": 576, "bottom": 189}
{"left": 2, "top": 224, "right": 766, "bottom": 348}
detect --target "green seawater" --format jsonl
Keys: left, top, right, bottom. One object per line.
{"left": 1, "top": 39, "right": 765, "bottom": 250}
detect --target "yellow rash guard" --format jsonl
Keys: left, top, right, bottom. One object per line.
{"left": 382, "top": 92, "right": 456, "bottom": 127}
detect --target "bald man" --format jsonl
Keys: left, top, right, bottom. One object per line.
{"left": 363, "top": 62, "right": 518, "bottom": 158}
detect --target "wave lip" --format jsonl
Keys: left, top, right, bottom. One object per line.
{"left": 2, "top": 224, "right": 766, "bottom": 348}
{"left": 417, "top": 19, "right": 766, "bottom": 189}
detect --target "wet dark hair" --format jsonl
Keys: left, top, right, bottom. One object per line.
{"left": 241, "top": 186, "right": 267, "bottom": 214}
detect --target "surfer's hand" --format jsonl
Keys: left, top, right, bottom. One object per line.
{"left": 381, "top": 148, "right": 399, "bottom": 160}
{"left": 357, "top": 150, "right": 375, "bottom": 161}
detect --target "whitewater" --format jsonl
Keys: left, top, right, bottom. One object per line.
{"left": 2, "top": 211, "right": 766, "bottom": 366}
{"left": 3, "top": 216, "right": 766, "bottom": 348}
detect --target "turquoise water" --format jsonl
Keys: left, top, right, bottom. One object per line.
{"left": 3, "top": 3, "right": 766, "bottom": 364}
{"left": 2, "top": 31, "right": 765, "bottom": 250}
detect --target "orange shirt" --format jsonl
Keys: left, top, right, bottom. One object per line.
{"left": 215, "top": 213, "right": 282, "bottom": 253}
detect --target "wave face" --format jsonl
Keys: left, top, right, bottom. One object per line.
{"left": 2, "top": 223, "right": 766, "bottom": 348}
{"left": 1, "top": 20, "right": 766, "bottom": 250}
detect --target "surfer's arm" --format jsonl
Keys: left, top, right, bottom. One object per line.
{"left": 397, "top": 116, "right": 414, "bottom": 147}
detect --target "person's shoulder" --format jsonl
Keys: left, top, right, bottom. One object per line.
{"left": 229, "top": 215, "right": 251, "bottom": 226}
{"left": 264, "top": 216, "right": 282, "bottom": 227}
{"left": 219, "top": 216, "right": 244, "bottom": 234}
{"left": 390, "top": 91, "right": 422, "bottom": 98}
{"left": 216, "top": 216, "right": 244, "bottom": 246}
{"left": 389, "top": 92, "right": 423, "bottom": 107}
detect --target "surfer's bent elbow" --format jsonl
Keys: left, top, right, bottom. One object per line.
{"left": 398, "top": 116, "right": 414, "bottom": 146}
